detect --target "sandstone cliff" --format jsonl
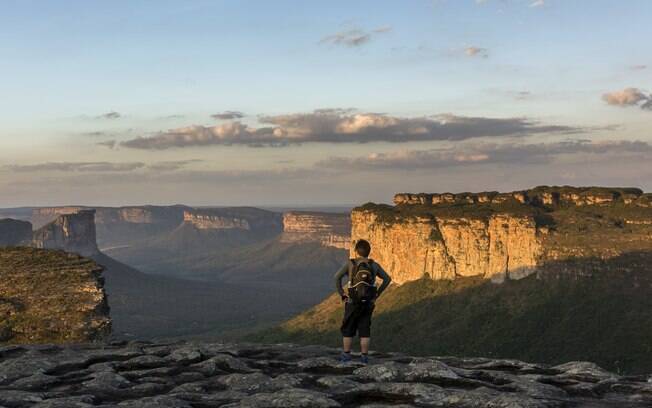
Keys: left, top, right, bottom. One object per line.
{"left": 281, "top": 211, "right": 351, "bottom": 249}
{"left": 354, "top": 186, "right": 652, "bottom": 284}
{"left": 32, "top": 210, "right": 99, "bottom": 257}
{"left": 33, "top": 205, "right": 188, "bottom": 229}
{"left": 183, "top": 207, "right": 283, "bottom": 233}
{"left": 0, "top": 219, "right": 32, "bottom": 247}
{"left": 0, "top": 247, "right": 110, "bottom": 343}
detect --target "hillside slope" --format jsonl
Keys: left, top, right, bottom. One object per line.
{"left": 255, "top": 253, "right": 652, "bottom": 375}
{"left": 94, "top": 253, "right": 321, "bottom": 340}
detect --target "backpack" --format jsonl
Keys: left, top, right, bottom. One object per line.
{"left": 348, "top": 259, "right": 377, "bottom": 304}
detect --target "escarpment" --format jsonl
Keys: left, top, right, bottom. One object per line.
{"left": 0, "top": 247, "right": 110, "bottom": 343}
{"left": 32, "top": 209, "right": 99, "bottom": 257}
{"left": 33, "top": 205, "right": 188, "bottom": 229}
{"left": 281, "top": 211, "right": 351, "bottom": 249}
{"left": 354, "top": 186, "right": 652, "bottom": 284}
{"left": 183, "top": 207, "right": 283, "bottom": 233}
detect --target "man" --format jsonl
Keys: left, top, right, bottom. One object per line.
{"left": 334, "top": 239, "right": 392, "bottom": 364}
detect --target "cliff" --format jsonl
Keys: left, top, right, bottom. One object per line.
{"left": 0, "top": 247, "right": 110, "bottom": 343}
{"left": 281, "top": 211, "right": 351, "bottom": 250}
{"left": 32, "top": 205, "right": 188, "bottom": 229}
{"left": 32, "top": 210, "right": 99, "bottom": 257}
{"left": 2, "top": 341, "right": 651, "bottom": 407}
{"left": 353, "top": 186, "right": 652, "bottom": 284}
{"left": 183, "top": 207, "right": 283, "bottom": 233}
{"left": 0, "top": 219, "right": 32, "bottom": 247}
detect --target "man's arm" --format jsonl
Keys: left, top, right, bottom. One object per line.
{"left": 333, "top": 263, "right": 349, "bottom": 298}
{"left": 375, "top": 263, "right": 392, "bottom": 297}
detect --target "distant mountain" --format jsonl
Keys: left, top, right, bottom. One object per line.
{"left": 106, "top": 207, "right": 349, "bottom": 300}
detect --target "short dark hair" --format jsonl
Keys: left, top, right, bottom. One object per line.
{"left": 355, "top": 239, "right": 371, "bottom": 258}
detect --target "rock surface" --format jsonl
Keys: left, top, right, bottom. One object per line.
{"left": 32, "top": 210, "right": 99, "bottom": 257}
{"left": 0, "top": 247, "right": 110, "bottom": 343}
{"left": 0, "top": 341, "right": 650, "bottom": 407}
{"left": 354, "top": 186, "right": 652, "bottom": 284}
{"left": 183, "top": 208, "right": 282, "bottom": 233}
{"left": 281, "top": 211, "right": 351, "bottom": 250}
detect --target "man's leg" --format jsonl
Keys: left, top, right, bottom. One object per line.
{"left": 343, "top": 337, "right": 353, "bottom": 353}
{"left": 360, "top": 337, "right": 370, "bottom": 354}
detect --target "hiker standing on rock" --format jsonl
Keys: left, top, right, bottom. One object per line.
{"left": 334, "top": 239, "right": 392, "bottom": 364}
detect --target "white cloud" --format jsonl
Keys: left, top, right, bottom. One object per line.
{"left": 120, "top": 110, "right": 579, "bottom": 150}
{"left": 602, "top": 88, "right": 652, "bottom": 110}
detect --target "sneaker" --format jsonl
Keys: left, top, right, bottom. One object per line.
{"left": 339, "top": 352, "right": 352, "bottom": 363}
{"left": 360, "top": 354, "right": 369, "bottom": 365}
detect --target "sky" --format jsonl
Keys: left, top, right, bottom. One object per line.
{"left": 1, "top": 0, "right": 651, "bottom": 207}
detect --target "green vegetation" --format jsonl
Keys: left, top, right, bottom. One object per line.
{"left": 254, "top": 257, "right": 652, "bottom": 375}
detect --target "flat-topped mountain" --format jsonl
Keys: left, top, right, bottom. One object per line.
{"left": 32, "top": 210, "right": 99, "bottom": 257}
{"left": 355, "top": 186, "right": 652, "bottom": 284}
{"left": 0, "top": 247, "right": 110, "bottom": 343}
{"left": 183, "top": 207, "right": 283, "bottom": 233}
{"left": 1, "top": 341, "right": 651, "bottom": 407}
{"left": 281, "top": 211, "right": 351, "bottom": 249}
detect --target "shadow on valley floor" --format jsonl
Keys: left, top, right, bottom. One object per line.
{"left": 94, "top": 253, "right": 325, "bottom": 342}
{"left": 253, "top": 251, "right": 652, "bottom": 375}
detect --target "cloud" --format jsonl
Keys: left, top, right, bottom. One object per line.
{"left": 119, "top": 110, "right": 579, "bottom": 150}
{"left": 630, "top": 65, "right": 647, "bottom": 71}
{"left": 97, "top": 140, "right": 117, "bottom": 149}
{"left": 146, "top": 160, "right": 202, "bottom": 172}
{"left": 464, "top": 46, "right": 489, "bottom": 58}
{"left": 530, "top": 0, "right": 545, "bottom": 7}
{"left": 211, "top": 111, "right": 245, "bottom": 120}
{"left": 317, "top": 140, "right": 652, "bottom": 171}
{"left": 3, "top": 160, "right": 201, "bottom": 173}
{"left": 602, "top": 88, "right": 652, "bottom": 110}
{"left": 5, "top": 162, "right": 145, "bottom": 173}
{"left": 320, "top": 26, "right": 392, "bottom": 47}
{"left": 82, "top": 131, "right": 110, "bottom": 138}
{"left": 96, "top": 111, "right": 121, "bottom": 120}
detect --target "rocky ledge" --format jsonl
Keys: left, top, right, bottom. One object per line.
{"left": 1, "top": 342, "right": 650, "bottom": 408}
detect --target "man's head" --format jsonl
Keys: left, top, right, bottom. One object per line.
{"left": 354, "top": 239, "right": 371, "bottom": 258}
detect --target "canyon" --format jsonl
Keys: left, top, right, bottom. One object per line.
{"left": 352, "top": 186, "right": 652, "bottom": 284}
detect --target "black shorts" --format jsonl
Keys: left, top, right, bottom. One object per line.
{"left": 340, "top": 301, "right": 375, "bottom": 338}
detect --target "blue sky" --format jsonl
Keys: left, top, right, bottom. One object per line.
{"left": 0, "top": 0, "right": 651, "bottom": 206}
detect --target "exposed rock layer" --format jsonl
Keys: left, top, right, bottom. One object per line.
{"left": 32, "top": 206, "right": 188, "bottom": 230}
{"left": 0, "top": 341, "right": 649, "bottom": 407}
{"left": 32, "top": 210, "right": 99, "bottom": 257}
{"left": 183, "top": 208, "right": 283, "bottom": 233}
{"left": 282, "top": 211, "right": 351, "bottom": 250}
{"left": 0, "top": 247, "right": 110, "bottom": 344}
{"left": 354, "top": 186, "right": 652, "bottom": 284}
